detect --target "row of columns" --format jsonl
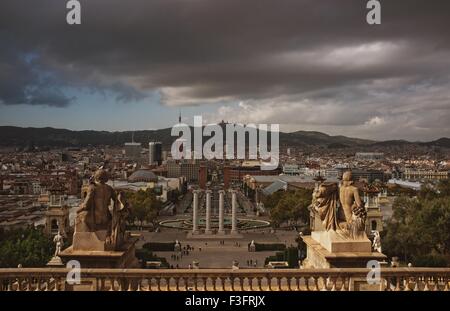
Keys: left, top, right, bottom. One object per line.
{"left": 192, "top": 189, "right": 238, "bottom": 235}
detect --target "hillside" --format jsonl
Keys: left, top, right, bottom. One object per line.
{"left": 0, "top": 126, "right": 448, "bottom": 151}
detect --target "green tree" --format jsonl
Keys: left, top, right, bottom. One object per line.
{"left": 382, "top": 180, "right": 450, "bottom": 267}
{"left": 268, "top": 189, "right": 312, "bottom": 228}
{"left": 128, "top": 189, "right": 162, "bottom": 229}
{"left": 262, "top": 191, "right": 284, "bottom": 210}
{"left": 0, "top": 227, "right": 53, "bottom": 268}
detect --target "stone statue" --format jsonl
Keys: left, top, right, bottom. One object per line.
{"left": 310, "top": 171, "right": 367, "bottom": 239}
{"left": 249, "top": 240, "right": 256, "bottom": 252}
{"left": 74, "top": 169, "right": 129, "bottom": 251}
{"left": 174, "top": 240, "right": 181, "bottom": 252}
{"left": 75, "top": 169, "right": 116, "bottom": 234}
{"left": 53, "top": 231, "right": 64, "bottom": 257}
{"left": 372, "top": 230, "right": 382, "bottom": 253}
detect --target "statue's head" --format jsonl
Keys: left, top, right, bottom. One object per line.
{"left": 342, "top": 171, "right": 353, "bottom": 182}
{"left": 94, "top": 169, "right": 109, "bottom": 184}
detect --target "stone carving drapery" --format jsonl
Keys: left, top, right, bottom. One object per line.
{"left": 312, "top": 183, "right": 339, "bottom": 231}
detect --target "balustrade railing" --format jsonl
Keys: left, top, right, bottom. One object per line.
{"left": 0, "top": 268, "right": 449, "bottom": 291}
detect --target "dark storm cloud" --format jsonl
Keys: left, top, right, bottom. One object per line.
{"left": 0, "top": 41, "right": 74, "bottom": 107}
{"left": 0, "top": 0, "right": 450, "bottom": 139}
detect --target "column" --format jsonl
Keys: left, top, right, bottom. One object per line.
{"left": 231, "top": 189, "right": 238, "bottom": 234}
{"left": 192, "top": 190, "right": 200, "bottom": 234}
{"left": 218, "top": 190, "right": 225, "bottom": 234}
{"left": 205, "top": 190, "right": 212, "bottom": 234}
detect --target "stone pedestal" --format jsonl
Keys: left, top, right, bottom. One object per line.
{"left": 311, "top": 231, "right": 372, "bottom": 253}
{"left": 73, "top": 230, "right": 110, "bottom": 251}
{"left": 59, "top": 238, "right": 139, "bottom": 269}
{"left": 47, "top": 256, "right": 64, "bottom": 267}
{"left": 302, "top": 232, "right": 386, "bottom": 268}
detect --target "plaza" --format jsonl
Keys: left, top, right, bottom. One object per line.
{"left": 136, "top": 229, "right": 299, "bottom": 269}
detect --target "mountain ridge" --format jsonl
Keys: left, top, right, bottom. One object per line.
{"left": 0, "top": 126, "right": 448, "bottom": 150}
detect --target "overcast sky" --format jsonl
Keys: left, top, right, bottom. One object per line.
{"left": 1, "top": 0, "right": 450, "bottom": 141}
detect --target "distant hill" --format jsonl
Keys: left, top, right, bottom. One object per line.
{"left": 0, "top": 126, "right": 174, "bottom": 148}
{"left": 0, "top": 126, "right": 448, "bottom": 151}
{"left": 279, "top": 131, "right": 374, "bottom": 147}
{"left": 422, "top": 138, "right": 450, "bottom": 148}
{"left": 369, "top": 140, "right": 414, "bottom": 147}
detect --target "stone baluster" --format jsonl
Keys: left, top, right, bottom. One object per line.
{"left": 294, "top": 277, "right": 301, "bottom": 291}
{"left": 1, "top": 268, "right": 450, "bottom": 292}
{"left": 256, "top": 277, "right": 263, "bottom": 291}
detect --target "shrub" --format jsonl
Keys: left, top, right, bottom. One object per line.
{"left": 251, "top": 243, "right": 286, "bottom": 252}
{"left": 264, "top": 252, "right": 285, "bottom": 265}
{"left": 413, "top": 254, "right": 449, "bottom": 267}
{"left": 263, "top": 247, "right": 299, "bottom": 268}
{"left": 135, "top": 249, "right": 169, "bottom": 268}
{"left": 142, "top": 242, "right": 176, "bottom": 252}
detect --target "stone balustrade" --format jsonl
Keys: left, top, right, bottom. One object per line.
{"left": 0, "top": 268, "right": 449, "bottom": 291}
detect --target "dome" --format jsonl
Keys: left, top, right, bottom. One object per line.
{"left": 128, "top": 169, "right": 158, "bottom": 183}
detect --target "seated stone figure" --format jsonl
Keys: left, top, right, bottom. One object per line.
{"left": 74, "top": 169, "right": 127, "bottom": 251}
{"left": 311, "top": 171, "right": 367, "bottom": 240}
{"left": 75, "top": 169, "right": 115, "bottom": 233}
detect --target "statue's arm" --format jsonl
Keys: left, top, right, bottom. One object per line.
{"left": 77, "top": 185, "right": 95, "bottom": 212}
{"left": 353, "top": 187, "right": 362, "bottom": 208}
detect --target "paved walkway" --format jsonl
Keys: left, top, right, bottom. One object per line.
{"left": 132, "top": 228, "right": 298, "bottom": 269}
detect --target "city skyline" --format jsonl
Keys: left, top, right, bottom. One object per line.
{"left": 1, "top": 0, "right": 450, "bottom": 141}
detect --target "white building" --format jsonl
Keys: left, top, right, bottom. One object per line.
{"left": 355, "top": 152, "right": 384, "bottom": 161}
{"left": 282, "top": 164, "right": 300, "bottom": 175}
